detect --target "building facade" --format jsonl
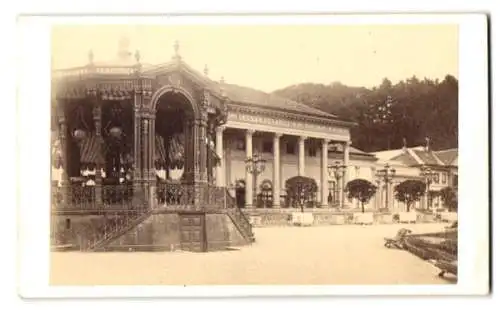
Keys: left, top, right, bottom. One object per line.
{"left": 51, "top": 41, "right": 458, "bottom": 225}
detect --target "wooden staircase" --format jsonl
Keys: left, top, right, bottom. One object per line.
{"left": 224, "top": 190, "right": 255, "bottom": 243}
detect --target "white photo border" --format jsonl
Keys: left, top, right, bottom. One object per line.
{"left": 16, "top": 13, "right": 489, "bottom": 298}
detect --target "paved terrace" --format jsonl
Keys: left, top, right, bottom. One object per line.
{"left": 50, "top": 223, "right": 456, "bottom": 285}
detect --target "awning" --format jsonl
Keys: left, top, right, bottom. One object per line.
{"left": 168, "top": 134, "right": 185, "bottom": 169}
{"left": 155, "top": 134, "right": 168, "bottom": 168}
{"left": 79, "top": 134, "right": 104, "bottom": 165}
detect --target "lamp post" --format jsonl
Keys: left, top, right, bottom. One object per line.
{"left": 376, "top": 163, "right": 396, "bottom": 210}
{"left": 420, "top": 166, "right": 437, "bottom": 210}
{"left": 328, "top": 161, "right": 346, "bottom": 207}
{"left": 245, "top": 153, "right": 266, "bottom": 207}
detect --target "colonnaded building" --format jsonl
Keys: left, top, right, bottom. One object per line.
{"left": 50, "top": 40, "right": 458, "bottom": 252}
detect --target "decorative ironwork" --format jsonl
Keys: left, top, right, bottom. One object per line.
{"left": 156, "top": 182, "right": 195, "bottom": 206}
{"left": 51, "top": 184, "right": 136, "bottom": 211}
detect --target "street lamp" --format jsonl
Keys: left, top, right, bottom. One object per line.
{"left": 420, "top": 166, "right": 438, "bottom": 210}
{"left": 328, "top": 161, "right": 346, "bottom": 207}
{"left": 245, "top": 152, "right": 266, "bottom": 206}
{"left": 376, "top": 163, "right": 396, "bottom": 210}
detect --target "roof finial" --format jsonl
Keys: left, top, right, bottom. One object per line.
{"left": 173, "top": 40, "right": 181, "bottom": 60}
{"left": 220, "top": 76, "right": 225, "bottom": 84}
{"left": 88, "top": 49, "right": 94, "bottom": 64}
{"left": 402, "top": 137, "right": 407, "bottom": 151}
{"left": 203, "top": 64, "right": 209, "bottom": 76}
{"left": 425, "top": 137, "right": 430, "bottom": 152}
{"left": 134, "top": 50, "right": 141, "bottom": 63}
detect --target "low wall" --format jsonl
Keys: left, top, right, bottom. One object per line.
{"left": 242, "top": 209, "right": 444, "bottom": 227}
{"left": 52, "top": 210, "right": 252, "bottom": 252}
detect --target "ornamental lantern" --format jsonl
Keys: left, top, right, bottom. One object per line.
{"left": 109, "top": 126, "right": 122, "bottom": 138}
{"left": 73, "top": 129, "right": 86, "bottom": 141}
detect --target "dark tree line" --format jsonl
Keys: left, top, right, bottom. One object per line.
{"left": 273, "top": 75, "right": 458, "bottom": 152}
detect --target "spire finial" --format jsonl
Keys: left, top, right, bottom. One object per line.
{"left": 220, "top": 76, "right": 225, "bottom": 84}
{"left": 174, "top": 40, "right": 180, "bottom": 56}
{"left": 88, "top": 49, "right": 94, "bottom": 64}
{"left": 204, "top": 64, "right": 209, "bottom": 76}
{"left": 134, "top": 50, "right": 141, "bottom": 63}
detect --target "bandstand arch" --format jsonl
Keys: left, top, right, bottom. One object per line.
{"left": 150, "top": 85, "right": 200, "bottom": 119}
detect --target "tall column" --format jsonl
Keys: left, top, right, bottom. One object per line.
{"left": 245, "top": 130, "right": 255, "bottom": 208}
{"left": 198, "top": 119, "right": 208, "bottom": 183}
{"left": 57, "top": 101, "right": 69, "bottom": 205}
{"left": 320, "top": 139, "right": 329, "bottom": 208}
{"left": 342, "top": 140, "right": 351, "bottom": 207}
{"left": 298, "top": 136, "right": 306, "bottom": 176}
{"left": 133, "top": 92, "right": 142, "bottom": 195}
{"left": 92, "top": 103, "right": 103, "bottom": 205}
{"left": 215, "top": 126, "right": 225, "bottom": 187}
{"left": 272, "top": 133, "right": 282, "bottom": 208}
{"left": 142, "top": 118, "right": 150, "bottom": 208}
{"left": 148, "top": 113, "right": 156, "bottom": 204}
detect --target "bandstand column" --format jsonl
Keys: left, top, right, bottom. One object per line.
{"left": 57, "top": 101, "right": 69, "bottom": 205}
{"left": 142, "top": 117, "right": 150, "bottom": 208}
{"left": 198, "top": 119, "right": 208, "bottom": 183}
{"left": 320, "top": 139, "right": 329, "bottom": 208}
{"left": 92, "top": 103, "right": 103, "bottom": 205}
{"left": 215, "top": 126, "right": 225, "bottom": 187}
{"left": 132, "top": 91, "right": 142, "bottom": 204}
{"left": 245, "top": 129, "right": 255, "bottom": 208}
{"left": 298, "top": 136, "right": 306, "bottom": 176}
{"left": 272, "top": 133, "right": 282, "bottom": 208}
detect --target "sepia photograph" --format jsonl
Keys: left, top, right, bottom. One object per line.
{"left": 16, "top": 13, "right": 489, "bottom": 297}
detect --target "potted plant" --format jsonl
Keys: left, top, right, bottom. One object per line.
{"left": 394, "top": 180, "right": 426, "bottom": 223}
{"left": 345, "top": 179, "right": 377, "bottom": 225}
{"left": 285, "top": 176, "right": 317, "bottom": 226}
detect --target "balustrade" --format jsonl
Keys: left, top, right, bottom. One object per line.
{"left": 52, "top": 184, "right": 135, "bottom": 211}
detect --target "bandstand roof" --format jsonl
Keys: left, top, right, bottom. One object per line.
{"left": 52, "top": 40, "right": 352, "bottom": 124}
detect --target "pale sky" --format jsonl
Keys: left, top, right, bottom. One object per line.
{"left": 52, "top": 24, "right": 458, "bottom": 93}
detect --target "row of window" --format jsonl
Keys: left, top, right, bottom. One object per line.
{"left": 235, "top": 139, "right": 318, "bottom": 156}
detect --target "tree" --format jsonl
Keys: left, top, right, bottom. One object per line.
{"left": 345, "top": 179, "right": 377, "bottom": 213}
{"left": 273, "top": 75, "right": 458, "bottom": 152}
{"left": 285, "top": 176, "right": 318, "bottom": 212}
{"left": 440, "top": 186, "right": 458, "bottom": 211}
{"left": 394, "top": 180, "right": 426, "bottom": 212}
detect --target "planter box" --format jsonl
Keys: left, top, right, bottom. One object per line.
{"left": 374, "top": 213, "right": 392, "bottom": 224}
{"left": 353, "top": 212, "right": 374, "bottom": 225}
{"left": 441, "top": 212, "right": 458, "bottom": 223}
{"left": 399, "top": 211, "right": 417, "bottom": 223}
{"left": 292, "top": 212, "right": 314, "bottom": 226}
{"left": 249, "top": 216, "right": 262, "bottom": 227}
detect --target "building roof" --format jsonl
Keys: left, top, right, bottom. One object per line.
{"left": 53, "top": 40, "right": 346, "bottom": 122}
{"left": 329, "top": 143, "right": 376, "bottom": 159}
{"left": 434, "top": 148, "right": 458, "bottom": 165}
{"left": 220, "top": 82, "right": 336, "bottom": 118}
{"left": 371, "top": 145, "right": 449, "bottom": 167}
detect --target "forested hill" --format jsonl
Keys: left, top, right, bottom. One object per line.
{"left": 272, "top": 75, "right": 458, "bottom": 153}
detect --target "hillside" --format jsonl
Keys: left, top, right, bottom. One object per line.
{"left": 272, "top": 75, "right": 458, "bottom": 152}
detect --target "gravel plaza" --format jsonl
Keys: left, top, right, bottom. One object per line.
{"left": 50, "top": 223, "right": 456, "bottom": 286}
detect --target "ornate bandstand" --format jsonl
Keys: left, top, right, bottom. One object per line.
{"left": 51, "top": 40, "right": 253, "bottom": 252}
